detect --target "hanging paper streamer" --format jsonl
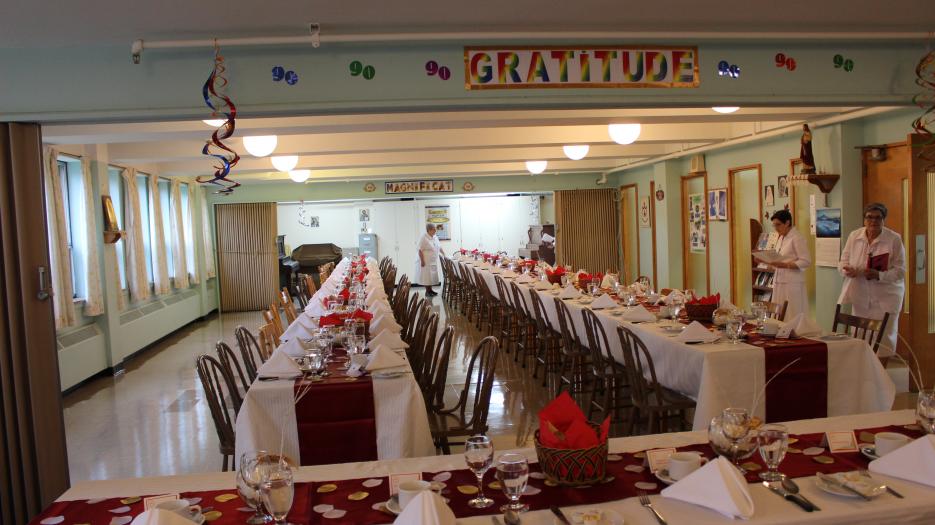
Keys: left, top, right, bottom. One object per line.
{"left": 349, "top": 60, "right": 376, "bottom": 79}
{"left": 832, "top": 54, "right": 855, "bottom": 72}
{"left": 197, "top": 42, "right": 241, "bottom": 195}
{"left": 425, "top": 60, "right": 451, "bottom": 80}
{"left": 774, "top": 53, "right": 797, "bottom": 71}
{"left": 911, "top": 38, "right": 935, "bottom": 156}
{"left": 717, "top": 60, "right": 741, "bottom": 78}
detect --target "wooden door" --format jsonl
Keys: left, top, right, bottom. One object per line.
{"left": 907, "top": 135, "right": 935, "bottom": 386}
{"left": 216, "top": 202, "right": 278, "bottom": 312}
{"left": 681, "top": 173, "right": 709, "bottom": 295}
{"left": 729, "top": 165, "right": 763, "bottom": 306}
{"left": 620, "top": 184, "right": 640, "bottom": 283}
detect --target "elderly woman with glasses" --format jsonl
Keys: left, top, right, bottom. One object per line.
{"left": 838, "top": 203, "right": 906, "bottom": 357}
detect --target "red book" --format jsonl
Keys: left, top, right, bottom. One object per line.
{"left": 868, "top": 252, "right": 889, "bottom": 272}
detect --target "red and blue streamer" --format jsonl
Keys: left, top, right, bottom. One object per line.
{"left": 197, "top": 44, "right": 241, "bottom": 194}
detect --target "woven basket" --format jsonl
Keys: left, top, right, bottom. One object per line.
{"left": 546, "top": 274, "right": 563, "bottom": 285}
{"left": 685, "top": 303, "right": 718, "bottom": 322}
{"left": 534, "top": 427, "right": 608, "bottom": 487}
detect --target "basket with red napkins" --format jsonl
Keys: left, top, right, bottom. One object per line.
{"left": 685, "top": 292, "right": 720, "bottom": 321}
{"left": 534, "top": 392, "right": 610, "bottom": 486}
{"left": 576, "top": 272, "right": 604, "bottom": 288}
{"left": 545, "top": 266, "right": 567, "bottom": 285}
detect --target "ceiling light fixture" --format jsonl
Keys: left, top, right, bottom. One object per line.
{"left": 243, "top": 135, "right": 278, "bottom": 157}
{"left": 712, "top": 106, "right": 740, "bottom": 114}
{"left": 202, "top": 119, "right": 225, "bottom": 127}
{"left": 288, "top": 169, "right": 310, "bottom": 183}
{"left": 563, "top": 144, "right": 589, "bottom": 161}
{"left": 271, "top": 155, "right": 299, "bottom": 172}
{"left": 608, "top": 123, "right": 641, "bottom": 145}
{"left": 526, "top": 160, "right": 548, "bottom": 175}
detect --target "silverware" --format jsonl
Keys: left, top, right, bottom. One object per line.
{"left": 550, "top": 505, "right": 572, "bottom": 525}
{"left": 859, "top": 470, "right": 903, "bottom": 498}
{"left": 816, "top": 472, "right": 871, "bottom": 501}
{"left": 763, "top": 481, "right": 815, "bottom": 512}
{"left": 781, "top": 477, "right": 821, "bottom": 510}
{"left": 637, "top": 490, "right": 668, "bottom": 525}
{"left": 490, "top": 516, "right": 504, "bottom": 525}
{"left": 257, "top": 375, "right": 302, "bottom": 381}
{"left": 503, "top": 509, "right": 522, "bottom": 525}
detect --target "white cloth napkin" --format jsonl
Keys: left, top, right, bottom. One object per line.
{"left": 621, "top": 304, "right": 656, "bottom": 322}
{"left": 591, "top": 294, "right": 618, "bottom": 309}
{"left": 533, "top": 280, "right": 552, "bottom": 290}
{"left": 278, "top": 337, "right": 308, "bottom": 358}
{"left": 368, "top": 301, "right": 393, "bottom": 316}
{"left": 869, "top": 435, "right": 935, "bottom": 487}
{"left": 785, "top": 313, "right": 822, "bottom": 337}
{"left": 663, "top": 290, "right": 685, "bottom": 305}
{"left": 370, "top": 330, "right": 409, "bottom": 349}
{"left": 279, "top": 316, "right": 317, "bottom": 342}
{"left": 371, "top": 313, "right": 403, "bottom": 334}
{"left": 674, "top": 321, "right": 719, "bottom": 343}
{"left": 490, "top": 267, "right": 503, "bottom": 274}
{"left": 393, "top": 491, "right": 456, "bottom": 525}
{"left": 515, "top": 274, "right": 535, "bottom": 284}
{"left": 501, "top": 270, "right": 518, "bottom": 279}
{"left": 600, "top": 273, "right": 619, "bottom": 288}
{"left": 256, "top": 350, "right": 301, "bottom": 378}
{"left": 559, "top": 286, "right": 582, "bottom": 299}
{"left": 661, "top": 456, "right": 755, "bottom": 519}
{"left": 367, "top": 287, "right": 388, "bottom": 303}
{"left": 367, "top": 345, "right": 408, "bottom": 371}
{"left": 131, "top": 509, "right": 199, "bottom": 525}
{"left": 305, "top": 299, "right": 329, "bottom": 317}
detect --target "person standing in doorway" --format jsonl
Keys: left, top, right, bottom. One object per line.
{"left": 757, "top": 209, "right": 811, "bottom": 320}
{"left": 838, "top": 203, "right": 906, "bottom": 357}
{"left": 415, "top": 224, "right": 445, "bottom": 296}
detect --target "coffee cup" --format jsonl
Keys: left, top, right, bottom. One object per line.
{"left": 761, "top": 319, "right": 782, "bottom": 336}
{"left": 667, "top": 452, "right": 707, "bottom": 481}
{"left": 875, "top": 432, "right": 911, "bottom": 456}
{"left": 397, "top": 479, "right": 431, "bottom": 510}
{"left": 155, "top": 499, "right": 202, "bottom": 522}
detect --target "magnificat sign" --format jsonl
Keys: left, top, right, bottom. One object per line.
{"left": 464, "top": 46, "right": 699, "bottom": 90}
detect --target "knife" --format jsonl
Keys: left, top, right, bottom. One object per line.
{"left": 550, "top": 506, "right": 572, "bottom": 524}
{"left": 816, "top": 473, "right": 871, "bottom": 501}
{"left": 763, "top": 482, "right": 815, "bottom": 511}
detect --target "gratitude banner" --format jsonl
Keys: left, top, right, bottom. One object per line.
{"left": 464, "top": 46, "right": 699, "bottom": 90}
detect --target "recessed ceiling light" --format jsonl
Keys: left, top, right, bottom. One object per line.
{"left": 202, "top": 119, "right": 225, "bottom": 127}
{"left": 608, "top": 123, "right": 641, "bottom": 145}
{"left": 288, "top": 169, "right": 310, "bottom": 183}
{"left": 526, "top": 160, "right": 548, "bottom": 175}
{"left": 563, "top": 144, "right": 589, "bottom": 161}
{"left": 712, "top": 106, "right": 740, "bottom": 114}
{"left": 271, "top": 155, "right": 299, "bottom": 172}
{"left": 243, "top": 135, "right": 278, "bottom": 157}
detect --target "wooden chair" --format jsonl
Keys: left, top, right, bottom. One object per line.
{"left": 195, "top": 354, "right": 239, "bottom": 471}
{"left": 494, "top": 276, "right": 518, "bottom": 355}
{"left": 429, "top": 336, "right": 500, "bottom": 454}
{"left": 617, "top": 326, "right": 695, "bottom": 435}
{"left": 528, "top": 288, "right": 563, "bottom": 387}
{"left": 235, "top": 325, "right": 265, "bottom": 382}
{"left": 509, "top": 281, "right": 536, "bottom": 368}
{"left": 764, "top": 300, "right": 788, "bottom": 321}
{"left": 215, "top": 341, "right": 249, "bottom": 406}
{"left": 422, "top": 326, "right": 454, "bottom": 411}
{"left": 832, "top": 304, "right": 890, "bottom": 354}
{"left": 304, "top": 273, "right": 317, "bottom": 297}
{"left": 411, "top": 310, "right": 440, "bottom": 388}
{"left": 258, "top": 323, "right": 278, "bottom": 359}
{"left": 280, "top": 288, "right": 297, "bottom": 324}
{"left": 263, "top": 305, "right": 284, "bottom": 340}
{"left": 581, "top": 309, "right": 632, "bottom": 426}
{"left": 554, "top": 297, "right": 591, "bottom": 398}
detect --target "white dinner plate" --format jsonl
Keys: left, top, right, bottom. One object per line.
{"left": 553, "top": 508, "right": 624, "bottom": 525}
{"left": 815, "top": 472, "right": 886, "bottom": 499}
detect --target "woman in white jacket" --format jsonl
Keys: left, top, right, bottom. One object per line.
{"left": 757, "top": 209, "right": 811, "bottom": 320}
{"left": 838, "top": 203, "right": 905, "bottom": 357}
{"left": 414, "top": 224, "right": 444, "bottom": 297}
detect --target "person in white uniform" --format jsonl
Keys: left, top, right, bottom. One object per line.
{"left": 757, "top": 209, "right": 811, "bottom": 320}
{"left": 838, "top": 203, "right": 905, "bottom": 357}
{"left": 414, "top": 224, "right": 444, "bottom": 297}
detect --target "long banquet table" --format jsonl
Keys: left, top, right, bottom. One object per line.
{"left": 41, "top": 410, "right": 935, "bottom": 525}
{"left": 455, "top": 257, "right": 896, "bottom": 430}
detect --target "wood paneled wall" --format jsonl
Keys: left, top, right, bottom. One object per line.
{"left": 215, "top": 202, "right": 279, "bottom": 312}
{"left": 554, "top": 188, "right": 619, "bottom": 273}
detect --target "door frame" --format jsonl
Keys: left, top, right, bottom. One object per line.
{"left": 619, "top": 183, "right": 641, "bottom": 283}
{"left": 728, "top": 163, "right": 764, "bottom": 305}
{"left": 650, "top": 180, "right": 658, "bottom": 291}
{"left": 681, "top": 171, "right": 710, "bottom": 294}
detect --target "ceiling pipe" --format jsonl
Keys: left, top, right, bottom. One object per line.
{"left": 131, "top": 28, "right": 931, "bottom": 62}
{"left": 601, "top": 106, "right": 899, "bottom": 175}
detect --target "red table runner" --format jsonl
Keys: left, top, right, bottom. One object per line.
{"left": 295, "top": 357, "right": 378, "bottom": 466}
{"left": 746, "top": 332, "right": 829, "bottom": 423}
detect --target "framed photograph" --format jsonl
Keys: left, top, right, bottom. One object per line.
{"left": 764, "top": 185, "right": 776, "bottom": 207}
{"left": 778, "top": 176, "right": 789, "bottom": 198}
{"left": 309, "top": 216, "right": 320, "bottom": 228}
{"left": 638, "top": 195, "right": 652, "bottom": 227}
{"left": 707, "top": 189, "right": 719, "bottom": 221}
{"left": 688, "top": 193, "right": 707, "bottom": 252}
{"left": 359, "top": 209, "right": 370, "bottom": 222}
{"left": 717, "top": 188, "right": 728, "bottom": 220}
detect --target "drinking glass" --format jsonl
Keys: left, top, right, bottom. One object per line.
{"left": 496, "top": 453, "right": 530, "bottom": 513}
{"left": 670, "top": 295, "right": 685, "bottom": 322}
{"left": 918, "top": 389, "right": 935, "bottom": 434}
{"left": 725, "top": 310, "right": 744, "bottom": 344}
{"left": 260, "top": 463, "right": 295, "bottom": 525}
{"left": 757, "top": 424, "right": 789, "bottom": 481}
{"left": 239, "top": 451, "right": 272, "bottom": 524}
{"left": 751, "top": 302, "right": 767, "bottom": 330}
{"left": 464, "top": 435, "right": 495, "bottom": 508}
{"left": 722, "top": 407, "right": 753, "bottom": 467}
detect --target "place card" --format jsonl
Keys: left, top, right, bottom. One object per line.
{"left": 645, "top": 448, "right": 676, "bottom": 473}
{"left": 388, "top": 473, "right": 421, "bottom": 496}
{"left": 823, "top": 431, "right": 859, "bottom": 453}
{"left": 143, "top": 494, "right": 179, "bottom": 511}
{"left": 775, "top": 323, "right": 794, "bottom": 339}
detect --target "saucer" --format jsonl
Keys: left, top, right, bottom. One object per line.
{"left": 654, "top": 469, "right": 677, "bottom": 485}
{"left": 860, "top": 445, "right": 880, "bottom": 460}
{"left": 384, "top": 496, "right": 401, "bottom": 515}
{"left": 553, "top": 508, "right": 624, "bottom": 525}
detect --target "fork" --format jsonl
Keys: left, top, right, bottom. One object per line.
{"left": 638, "top": 491, "right": 668, "bottom": 525}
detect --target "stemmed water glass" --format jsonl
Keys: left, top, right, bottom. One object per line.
{"left": 725, "top": 309, "right": 745, "bottom": 344}
{"left": 260, "top": 462, "right": 295, "bottom": 525}
{"left": 751, "top": 302, "right": 768, "bottom": 331}
{"left": 722, "top": 407, "right": 753, "bottom": 467}
{"left": 238, "top": 451, "right": 272, "bottom": 524}
{"left": 464, "top": 435, "right": 495, "bottom": 508}
{"left": 918, "top": 389, "right": 935, "bottom": 434}
{"left": 496, "top": 453, "right": 530, "bottom": 513}
{"left": 757, "top": 424, "right": 789, "bottom": 481}
{"left": 669, "top": 295, "right": 685, "bottom": 323}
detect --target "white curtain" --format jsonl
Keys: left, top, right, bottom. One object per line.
{"left": 148, "top": 174, "right": 171, "bottom": 295}
{"left": 170, "top": 179, "right": 190, "bottom": 289}
{"left": 199, "top": 187, "right": 217, "bottom": 279}
{"left": 79, "top": 158, "right": 105, "bottom": 316}
{"left": 186, "top": 183, "right": 200, "bottom": 285}
{"left": 121, "top": 168, "right": 151, "bottom": 303}
{"left": 43, "top": 147, "right": 76, "bottom": 329}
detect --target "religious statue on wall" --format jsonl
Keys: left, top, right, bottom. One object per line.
{"left": 799, "top": 124, "right": 816, "bottom": 174}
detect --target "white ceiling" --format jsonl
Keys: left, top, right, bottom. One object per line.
{"left": 44, "top": 106, "right": 893, "bottom": 184}
{"left": 2, "top": 0, "right": 934, "bottom": 48}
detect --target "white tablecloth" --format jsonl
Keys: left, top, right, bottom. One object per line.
{"left": 61, "top": 410, "right": 935, "bottom": 525}
{"left": 457, "top": 258, "right": 895, "bottom": 430}
{"left": 235, "top": 258, "right": 434, "bottom": 465}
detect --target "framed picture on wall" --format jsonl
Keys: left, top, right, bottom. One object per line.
{"left": 764, "top": 185, "right": 776, "bottom": 207}
{"left": 638, "top": 195, "right": 652, "bottom": 228}
{"left": 778, "top": 176, "right": 789, "bottom": 198}
{"left": 359, "top": 209, "right": 370, "bottom": 222}
{"left": 707, "top": 188, "right": 728, "bottom": 221}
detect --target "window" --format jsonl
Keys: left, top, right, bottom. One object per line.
{"left": 180, "top": 183, "right": 196, "bottom": 278}
{"left": 108, "top": 167, "right": 127, "bottom": 290}
{"left": 159, "top": 179, "right": 174, "bottom": 277}
{"left": 57, "top": 158, "right": 86, "bottom": 299}
{"left": 136, "top": 172, "right": 154, "bottom": 284}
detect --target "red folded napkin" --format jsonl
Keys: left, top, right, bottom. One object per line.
{"left": 546, "top": 267, "right": 566, "bottom": 277}
{"left": 319, "top": 313, "right": 346, "bottom": 328}
{"left": 538, "top": 392, "right": 608, "bottom": 449}
{"left": 688, "top": 293, "right": 720, "bottom": 305}
{"left": 471, "top": 249, "right": 479, "bottom": 254}
{"left": 356, "top": 273, "right": 366, "bottom": 282}
{"left": 339, "top": 288, "right": 350, "bottom": 300}
{"left": 351, "top": 309, "right": 373, "bottom": 322}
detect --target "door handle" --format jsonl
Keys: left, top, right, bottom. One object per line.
{"left": 37, "top": 266, "right": 51, "bottom": 300}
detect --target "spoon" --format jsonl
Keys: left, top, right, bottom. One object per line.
{"left": 781, "top": 478, "right": 821, "bottom": 511}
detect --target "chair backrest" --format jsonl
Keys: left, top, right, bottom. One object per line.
{"left": 215, "top": 341, "right": 248, "bottom": 407}
{"left": 195, "top": 354, "right": 238, "bottom": 453}
{"left": 383, "top": 266, "right": 398, "bottom": 299}
{"left": 455, "top": 336, "right": 500, "bottom": 433}
{"left": 412, "top": 310, "right": 439, "bottom": 386}
{"left": 617, "top": 326, "right": 666, "bottom": 410}
{"left": 493, "top": 275, "right": 512, "bottom": 306}
{"left": 509, "top": 281, "right": 533, "bottom": 322}
{"left": 526, "top": 288, "right": 553, "bottom": 334}
{"left": 235, "top": 325, "right": 264, "bottom": 381}
{"left": 280, "top": 289, "right": 297, "bottom": 324}
{"left": 459, "top": 264, "right": 476, "bottom": 295}
{"left": 423, "top": 326, "right": 454, "bottom": 409}
{"left": 304, "top": 273, "right": 317, "bottom": 296}
{"left": 554, "top": 297, "right": 583, "bottom": 355}
{"left": 403, "top": 294, "right": 424, "bottom": 344}
{"left": 581, "top": 308, "right": 617, "bottom": 380}
{"left": 257, "top": 323, "right": 277, "bottom": 360}
{"left": 472, "top": 269, "right": 495, "bottom": 302}
{"left": 832, "top": 304, "right": 890, "bottom": 353}
{"left": 263, "top": 305, "right": 284, "bottom": 339}
{"left": 765, "top": 300, "right": 789, "bottom": 321}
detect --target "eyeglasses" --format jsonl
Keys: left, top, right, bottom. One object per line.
{"left": 864, "top": 214, "right": 884, "bottom": 221}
